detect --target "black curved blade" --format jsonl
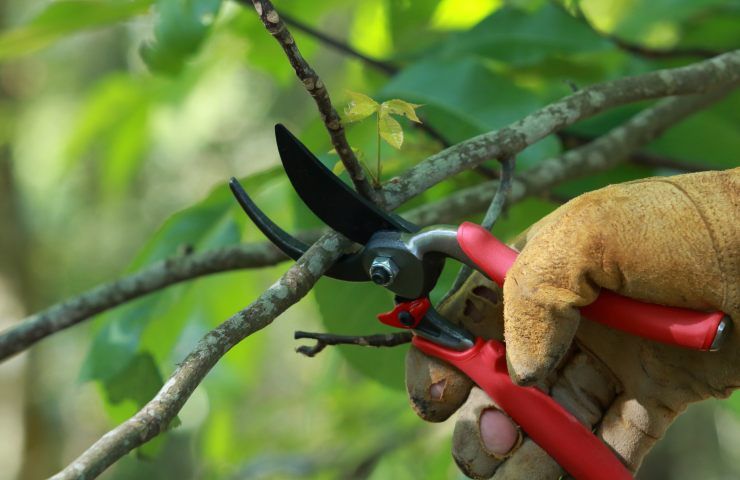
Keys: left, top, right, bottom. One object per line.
{"left": 275, "top": 124, "right": 418, "bottom": 245}
{"left": 229, "top": 177, "right": 368, "bottom": 282}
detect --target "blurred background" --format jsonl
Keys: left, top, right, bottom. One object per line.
{"left": 0, "top": 0, "right": 738, "bottom": 478}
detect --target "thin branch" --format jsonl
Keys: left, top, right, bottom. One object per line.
{"left": 278, "top": 12, "right": 397, "bottom": 75}
{"left": 480, "top": 156, "right": 516, "bottom": 230}
{"left": 557, "top": 131, "right": 718, "bottom": 172}
{"left": 382, "top": 50, "right": 740, "bottom": 209}
{"left": 50, "top": 232, "right": 351, "bottom": 480}
{"left": 446, "top": 155, "right": 516, "bottom": 296}
{"left": 0, "top": 233, "right": 321, "bottom": 362}
{"left": 52, "top": 68, "right": 735, "bottom": 480}
{"left": 294, "top": 331, "right": 412, "bottom": 357}
{"left": 554, "top": 0, "right": 721, "bottom": 60}
{"left": 249, "top": 0, "right": 381, "bottom": 204}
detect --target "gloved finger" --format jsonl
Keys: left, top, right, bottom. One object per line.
{"left": 597, "top": 395, "right": 678, "bottom": 472}
{"left": 502, "top": 196, "right": 606, "bottom": 386}
{"left": 491, "top": 439, "right": 562, "bottom": 480}
{"left": 505, "top": 172, "right": 738, "bottom": 387}
{"left": 406, "top": 346, "right": 473, "bottom": 422}
{"left": 456, "top": 348, "right": 618, "bottom": 479}
{"left": 451, "top": 388, "right": 520, "bottom": 479}
{"left": 406, "top": 273, "right": 505, "bottom": 422}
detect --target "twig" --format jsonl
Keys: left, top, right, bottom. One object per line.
{"left": 381, "top": 50, "right": 740, "bottom": 209}
{"left": 446, "top": 155, "right": 516, "bottom": 295}
{"left": 557, "top": 131, "right": 717, "bottom": 172}
{"left": 249, "top": 0, "right": 381, "bottom": 204}
{"left": 554, "top": 0, "right": 721, "bottom": 60}
{"left": 294, "top": 331, "right": 412, "bottom": 357}
{"left": 278, "top": 12, "right": 397, "bottom": 75}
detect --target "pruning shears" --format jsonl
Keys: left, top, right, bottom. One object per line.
{"left": 229, "top": 125, "right": 731, "bottom": 480}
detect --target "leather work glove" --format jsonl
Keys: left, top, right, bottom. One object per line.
{"left": 406, "top": 167, "right": 739, "bottom": 478}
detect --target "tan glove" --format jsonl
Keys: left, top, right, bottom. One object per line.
{"left": 406, "top": 167, "right": 739, "bottom": 478}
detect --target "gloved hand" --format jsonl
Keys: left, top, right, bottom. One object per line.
{"left": 406, "top": 167, "right": 739, "bottom": 479}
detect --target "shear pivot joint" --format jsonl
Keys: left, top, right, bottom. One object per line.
{"left": 369, "top": 256, "right": 399, "bottom": 287}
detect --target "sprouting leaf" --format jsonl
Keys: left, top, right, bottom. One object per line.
{"left": 378, "top": 112, "right": 404, "bottom": 149}
{"left": 383, "top": 99, "right": 423, "bottom": 123}
{"left": 332, "top": 161, "right": 346, "bottom": 175}
{"left": 344, "top": 91, "right": 379, "bottom": 122}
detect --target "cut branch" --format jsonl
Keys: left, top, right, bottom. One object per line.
{"left": 294, "top": 331, "right": 412, "bottom": 357}
{"left": 382, "top": 50, "right": 740, "bottom": 209}
{"left": 249, "top": 0, "right": 381, "bottom": 204}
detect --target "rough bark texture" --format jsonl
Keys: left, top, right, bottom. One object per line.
{"left": 382, "top": 50, "right": 740, "bottom": 209}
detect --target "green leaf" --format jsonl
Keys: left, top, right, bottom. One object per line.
{"left": 380, "top": 57, "right": 561, "bottom": 166}
{"left": 64, "top": 74, "right": 153, "bottom": 197}
{"left": 378, "top": 111, "right": 404, "bottom": 149}
{"left": 332, "top": 161, "right": 346, "bottom": 175}
{"left": 438, "top": 4, "right": 612, "bottom": 66}
{"left": 313, "top": 278, "right": 405, "bottom": 390}
{"left": 382, "top": 99, "right": 423, "bottom": 123}
{"left": 344, "top": 91, "right": 380, "bottom": 123}
{"left": 140, "top": 0, "right": 222, "bottom": 75}
{"left": 0, "top": 0, "right": 153, "bottom": 60}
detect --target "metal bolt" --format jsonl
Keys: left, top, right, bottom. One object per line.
{"left": 398, "top": 311, "right": 414, "bottom": 327}
{"left": 369, "top": 256, "right": 399, "bottom": 287}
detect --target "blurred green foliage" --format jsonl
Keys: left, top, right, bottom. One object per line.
{"left": 1, "top": 0, "right": 739, "bottom": 479}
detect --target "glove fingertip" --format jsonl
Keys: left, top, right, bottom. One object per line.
{"left": 405, "top": 346, "right": 473, "bottom": 422}
{"left": 503, "top": 291, "right": 580, "bottom": 386}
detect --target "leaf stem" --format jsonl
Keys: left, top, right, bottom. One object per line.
{"left": 376, "top": 113, "right": 381, "bottom": 187}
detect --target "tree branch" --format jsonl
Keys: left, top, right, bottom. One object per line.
{"left": 294, "top": 331, "right": 412, "bottom": 357}
{"left": 381, "top": 50, "right": 740, "bottom": 209}
{"left": 0, "top": 233, "right": 324, "bottom": 362}
{"left": 557, "top": 131, "right": 718, "bottom": 172}
{"left": 406, "top": 88, "right": 734, "bottom": 226}
{"left": 278, "top": 12, "right": 398, "bottom": 75}
{"left": 50, "top": 232, "right": 351, "bottom": 480}
{"left": 249, "top": 0, "right": 381, "bottom": 204}
{"left": 553, "top": 0, "right": 722, "bottom": 60}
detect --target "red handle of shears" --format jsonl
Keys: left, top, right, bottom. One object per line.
{"left": 457, "top": 222, "right": 728, "bottom": 351}
{"left": 413, "top": 336, "right": 634, "bottom": 480}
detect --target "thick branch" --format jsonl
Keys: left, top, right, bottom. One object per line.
{"left": 249, "top": 0, "right": 380, "bottom": 204}
{"left": 294, "top": 331, "right": 412, "bottom": 357}
{"left": 0, "top": 233, "right": 322, "bottom": 362}
{"left": 406, "top": 89, "right": 733, "bottom": 226}
{"left": 382, "top": 50, "right": 740, "bottom": 209}
{"left": 50, "top": 232, "right": 351, "bottom": 480}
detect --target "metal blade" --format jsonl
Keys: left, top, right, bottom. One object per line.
{"left": 275, "top": 124, "right": 418, "bottom": 245}
{"left": 229, "top": 177, "right": 368, "bottom": 282}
